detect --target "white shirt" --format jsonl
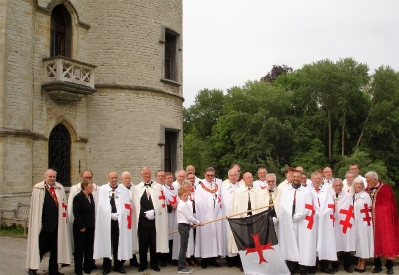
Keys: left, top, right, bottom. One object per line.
{"left": 176, "top": 200, "right": 200, "bottom": 225}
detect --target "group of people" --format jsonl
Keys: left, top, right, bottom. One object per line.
{"left": 25, "top": 163, "right": 399, "bottom": 275}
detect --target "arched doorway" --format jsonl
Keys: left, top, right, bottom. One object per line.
{"left": 48, "top": 123, "right": 71, "bottom": 186}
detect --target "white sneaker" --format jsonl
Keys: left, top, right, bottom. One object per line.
{"left": 177, "top": 268, "right": 193, "bottom": 274}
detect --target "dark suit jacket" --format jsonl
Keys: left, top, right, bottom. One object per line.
{"left": 41, "top": 189, "right": 59, "bottom": 232}
{"left": 73, "top": 191, "right": 95, "bottom": 230}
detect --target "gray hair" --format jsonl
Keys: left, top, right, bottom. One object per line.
{"left": 44, "top": 169, "right": 57, "bottom": 176}
{"left": 266, "top": 173, "right": 277, "bottom": 181}
{"left": 228, "top": 168, "right": 239, "bottom": 176}
{"left": 121, "top": 171, "right": 131, "bottom": 178}
{"left": 365, "top": 171, "right": 378, "bottom": 181}
{"left": 345, "top": 171, "right": 355, "bottom": 177}
{"left": 350, "top": 177, "right": 365, "bottom": 194}
{"left": 175, "top": 169, "right": 186, "bottom": 178}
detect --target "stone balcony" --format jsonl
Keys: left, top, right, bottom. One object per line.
{"left": 42, "top": 56, "right": 97, "bottom": 102}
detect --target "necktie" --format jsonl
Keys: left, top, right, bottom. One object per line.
{"left": 292, "top": 189, "right": 297, "bottom": 216}
{"left": 170, "top": 186, "right": 174, "bottom": 190}
{"left": 144, "top": 182, "right": 152, "bottom": 187}
{"left": 247, "top": 190, "right": 252, "bottom": 216}
{"left": 49, "top": 186, "right": 58, "bottom": 207}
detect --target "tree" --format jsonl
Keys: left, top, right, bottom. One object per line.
{"left": 262, "top": 65, "right": 293, "bottom": 83}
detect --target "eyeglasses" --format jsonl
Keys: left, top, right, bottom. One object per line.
{"left": 84, "top": 177, "right": 93, "bottom": 179}
{"left": 267, "top": 181, "right": 275, "bottom": 183}
{"left": 205, "top": 174, "right": 214, "bottom": 177}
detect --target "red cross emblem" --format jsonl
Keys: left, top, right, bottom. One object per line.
{"left": 124, "top": 203, "right": 132, "bottom": 229}
{"left": 244, "top": 233, "right": 274, "bottom": 264}
{"left": 62, "top": 200, "right": 68, "bottom": 223}
{"left": 158, "top": 190, "right": 166, "bottom": 208}
{"left": 169, "top": 195, "right": 178, "bottom": 205}
{"left": 339, "top": 205, "right": 354, "bottom": 234}
{"left": 191, "top": 187, "right": 195, "bottom": 193}
{"left": 328, "top": 203, "right": 335, "bottom": 226}
{"left": 305, "top": 203, "right": 315, "bottom": 229}
{"left": 360, "top": 203, "right": 372, "bottom": 226}
{"left": 261, "top": 186, "right": 267, "bottom": 190}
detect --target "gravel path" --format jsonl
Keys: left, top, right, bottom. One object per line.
{"left": 0, "top": 234, "right": 392, "bottom": 275}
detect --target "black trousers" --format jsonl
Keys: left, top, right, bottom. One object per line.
{"left": 73, "top": 226, "right": 94, "bottom": 274}
{"left": 103, "top": 225, "right": 121, "bottom": 272}
{"left": 138, "top": 226, "right": 157, "bottom": 268}
{"left": 39, "top": 228, "right": 58, "bottom": 274}
{"left": 332, "top": 251, "right": 352, "bottom": 269}
{"left": 286, "top": 261, "right": 307, "bottom": 275}
{"left": 374, "top": 257, "right": 394, "bottom": 270}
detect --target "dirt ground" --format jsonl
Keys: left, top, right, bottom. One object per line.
{"left": 0, "top": 234, "right": 393, "bottom": 275}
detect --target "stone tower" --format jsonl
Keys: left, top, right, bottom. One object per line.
{"left": 0, "top": 0, "right": 183, "bottom": 207}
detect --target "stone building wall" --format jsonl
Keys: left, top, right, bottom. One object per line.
{"left": 0, "top": 0, "right": 183, "bottom": 209}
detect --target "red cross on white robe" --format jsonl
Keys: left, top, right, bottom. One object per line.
{"left": 305, "top": 203, "right": 315, "bottom": 229}
{"left": 168, "top": 195, "right": 178, "bottom": 205}
{"left": 339, "top": 205, "right": 354, "bottom": 234}
{"left": 360, "top": 203, "right": 372, "bottom": 226}
{"left": 124, "top": 203, "right": 132, "bottom": 229}
{"left": 62, "top": 200, "right": 68, "bottom": 223}
{"left": 158, "top": 190, "right": 166, "bottom": 208}
{"left": 328, "top": 203, "right": 335, "bottom": 226}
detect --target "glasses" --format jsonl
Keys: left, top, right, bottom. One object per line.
{"left": 84, "top": 176, "right": 93, "bottom": 179}
{"left": 205, "top": 174, "right": 214, "bottom": 177}
{"left": 267, "top": 181, "right": 275, "bottom": 183}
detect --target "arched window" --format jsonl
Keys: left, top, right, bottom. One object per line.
{"left": 50, "top": 5, "right": 72, "bottom": 57}
{"left": 48, "top": 124, "right": 71, "bottom": 186}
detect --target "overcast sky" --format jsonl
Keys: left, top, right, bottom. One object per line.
{"left": 182, "top": 0, "right": 399, "bottom": 107}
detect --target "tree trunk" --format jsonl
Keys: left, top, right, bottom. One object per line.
{"left": 356, "top": 100, "right": 374, "bottom": 148}
{"left": 342, "top": 111, "right": 346, "bottom": 156}
{"left": 328, "top": 108, "right": 332, "bottom": 163}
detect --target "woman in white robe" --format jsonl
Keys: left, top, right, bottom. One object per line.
{"left": 351, "top": 178, "right": 374, "bottom": 272}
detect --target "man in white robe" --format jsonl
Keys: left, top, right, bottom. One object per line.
{"left": 331, "top": 178, "right": 355, "bottom": 273}
{"left": 222, "top": 164, "right": 243, "bottom": 185}
{"left": 323, "top": 167, "right": 334, "bottom": 190}
{"left": 186, "top": 165, "right": 201, "bottom": 187}
{"left": 220, "top": 168, "right": 242, "bottom": 267}
{"left": 26, "top": 169, "right": 72, "bottom": 275}
{"left": 342, "top": 171, "right": 355, "bottom": 194}
{"left": 132, "top": 167, "right": 168, "bottom": 272}
{"left": 163, "top": 171, "right": 179, "bottom": 264}
{"left": 195, "top": 167, "right": 224, "bottom": 268}
{"left": 309, "top": 171, "right": 337, "bottom": 274}
{"left": 173, "top": 170, "right": 186, "bottom": 189}
{"left": 343, "top": 164, "right": 367, "bottom": 188}
{"left": 278, "top": 170, "right": 317, "bottom": 275}
{"left": 253, "top": 167, "right": 268, "bottom": 189}
{"left": 93, "top": 171, "right": 132, "bottom": 275}
{"left": 257, "top": 173, "right": 280, "bottom": 231}
{"left": 121, "top": 171, "right": 139, "bottom": 267}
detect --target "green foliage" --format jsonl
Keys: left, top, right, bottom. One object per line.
{"left": 0, "top": 223, "right": 25, "bottom": 236}
{"left": 183, "top": 61, "right": 399, "bottom": 185}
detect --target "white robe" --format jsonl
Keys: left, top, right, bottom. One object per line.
{"left": 67, "top": 182, "right": 99, "bottom": 251}
{"left": 194, "top": 181, "right": 224, "bottom": 258}
{"left": 311, "top": 187, "right": 337, "bottom": 261}
{"left": 230, "top": 185, "right": 262, "bottom": 254}
{"left": 342, "top": 182, "right": 353, "bottom": 194}
{"left": 343, "top": 175, "right": 367, "bottom": 188}
{"left": 333, "top": 190, "right": 356, "bottom": 252}
{"left": 278, "top": 185, "right": 316, "bottom": 266}
{"left": 353, "top": 191, "right": 374, "bottom": 258}
{"left": 220, "top": 181, "right": 242, "bottom": 256}
{"left": 93, "top": 184, "right": 132, "bottom": 260}
{"left": 132, "top": 181, "right": 169, "bottom": 253}
{"left": 26, "top": 181, "right": 72, "bottom": 269}
{"left": 253, "top": 180, "right": 267, "bottom": 190}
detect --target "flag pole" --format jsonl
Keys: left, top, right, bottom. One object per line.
{"left": 169, "top": 203, "right": 274, "bottom": 235}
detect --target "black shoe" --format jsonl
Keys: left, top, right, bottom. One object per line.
{"left": 211, "top": 262, "right": 221, "bottom": 267}
{"left": 113, "top": 268, "right": 126, "bottom": 274}
{"left": 83, "top": 269, "right": 91, "bottom": 274}
{"left": 201, "top": 261, "right": 208, "bottom": 269}
{"left": 28, "top": 270, "right": 37, "bottom": 275}
{"left": 160, "top": 260, "right": 167, "bottom": 267}
{"left": 130, "top": 260, "right": 140, "bottom": 267}
{"left": 152, "top": 267, "right": 160, "bottom": 272}
{"left": 320, "top": 267, "right": 334, "bottom": 274}
{"left": 138, "top": 267, "right": 146, "bottom": 272}
{"left": 354, "top": 268, "right": 366, "bottom": 273}
{"left": 102, "top": 272, "right": 109, "bottom": 275}
{"left": 345, "top": 267, "right": 353, "bottom": 273}
{"left": 332, "top": 268, "right": 339, "bottom": 273}
{"left": 372, "top": 268, "right": 382, "bottom": 273}
{"left": 387, "top": 268, "right": 394, "bottom": 274}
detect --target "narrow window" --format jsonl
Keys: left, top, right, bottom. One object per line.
{"left": 164, "top": 29, "right": 179, "bottom": 81}
{"left": 50, "top": 5, "right": 72, "bottom": 57}
{"left": 48, "top": 124, "right": 71, "bottom": 186}
{"left": 164, "top": 130, "right": 178, "bottom": 173}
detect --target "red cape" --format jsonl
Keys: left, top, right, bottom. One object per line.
{"left": 367, "top": 182, "right": 399, "bottom": 259}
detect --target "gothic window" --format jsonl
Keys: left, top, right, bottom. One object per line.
{"left": 164, "top": 29, "right": 179, "bottom": 82}
{"left": 48, "top": 124, "right": 71, "bottom": 186}
{"left": 50, "top": 5, "right": 72, "bottom": 57}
